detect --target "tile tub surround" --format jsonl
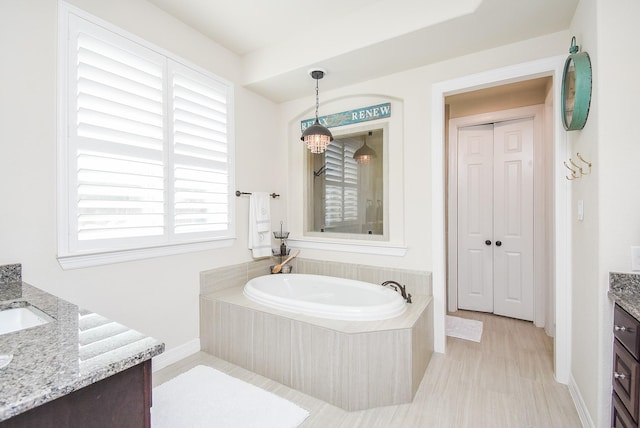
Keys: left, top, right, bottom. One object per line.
{"left": 294, "top": 258, "right": 432, "bottom": 296}
{"left": 609, "top": 272, "right": 640, "bottom": 320}
{"left": 200, "top": 286, "right": 433, "bottom": 411}
{"left": 0, "top": 278, "right": 164, "bottom": 421}
{"left": 200, "top": 258, "right": 274, "bottom": 295}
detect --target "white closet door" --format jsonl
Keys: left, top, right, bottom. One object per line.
{"left": 456, "top": 118, "right": 534, "bottom": 320}
{"left": 457, "top": 124, "right": 494, "bottom": 312}
{"left": 493, "top": 118, "right": 534, "bottom": 321}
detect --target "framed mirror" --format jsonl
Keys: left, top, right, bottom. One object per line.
{"left": 306, "top": 126, "right": 387, "bottom": 239}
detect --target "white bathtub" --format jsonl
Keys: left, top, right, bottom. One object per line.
{"left": 243, "top": 274, "right": 406, "bottom": 321}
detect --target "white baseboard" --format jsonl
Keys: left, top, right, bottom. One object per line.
{"left": 544, "top": 322, "right": 555, "bottom": 339}
{"left": 152, "top": 338, "right": 201, "bottom": 372}
{"left": 568, "top": 374, "right": 595, "bottom": 428}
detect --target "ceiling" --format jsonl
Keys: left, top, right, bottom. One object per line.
{"left": 146, "top": 0, "right": 579, "bottom": 103}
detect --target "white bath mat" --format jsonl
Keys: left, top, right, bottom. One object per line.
{"left": 446, "top": 315, "right": 483, "bottom": 342}
{"left": 152, "top": 365, "right": 309, "bottom": 428}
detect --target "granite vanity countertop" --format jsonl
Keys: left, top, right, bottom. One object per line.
{"left": 609, "top": 272, "right": 640, "bottom": 321}
{"left": 0, "top": 281, "right": 164, "bottom": 422}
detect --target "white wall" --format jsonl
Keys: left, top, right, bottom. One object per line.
{"left": 596, "top": 0, "right": 640, "bottom": 273}
{"left": 566, "top": 0, "right": 601, "bottom": 424}
{"left": 0, "top": 0, "right": 282, "bottom": 353}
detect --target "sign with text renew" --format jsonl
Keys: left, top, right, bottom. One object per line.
{"left": 301, "top": 103, "right": 391, "bottom": 131}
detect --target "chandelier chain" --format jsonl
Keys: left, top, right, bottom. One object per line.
{"left": 315, "top": 78, "right": 320, "bottom": 120}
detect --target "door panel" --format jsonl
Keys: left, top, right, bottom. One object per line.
{"left": 493, "top": 119, "right": 534, "bottom": 320}
{"left": 505, "top": 251, "right": 523, "bottom": 299}
{"left": 457, "top": 125, "right": 494, "bottom": 312}
{"left": 469, "top": 249, "right": 485, "bottom": 295}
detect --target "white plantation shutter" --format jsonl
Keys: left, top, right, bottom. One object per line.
{"left": 61, "top": 11, "right": 233, "bottom": 259}
{"left": 71, "top": 20, "right": 166, "bottom": 245}
{"left": 324, "top": 140, "right": 358, "bottom": 226}
{"left": 171, "top": 64, "right": 230, "bottom": 235}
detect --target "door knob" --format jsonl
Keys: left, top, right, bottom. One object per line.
{"left": 496, "top": 241, "right": 502, "bottom": 247}
{"left": 614, "top": 372, "right": 627, "bottom": 380}
{"left": 485, "top": 240, "right": 492, "bottom": 246}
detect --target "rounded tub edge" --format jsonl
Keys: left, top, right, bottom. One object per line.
{"left": 243, "top": 274, "right": 407, "bottom": 321}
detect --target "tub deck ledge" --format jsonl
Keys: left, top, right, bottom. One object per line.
{"left": 202, "top": 285, "right": 430, "bottom": 334}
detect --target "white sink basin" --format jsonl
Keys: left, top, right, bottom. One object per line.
{"left": 0, "top": 305, "right": 54, "bottom": 335}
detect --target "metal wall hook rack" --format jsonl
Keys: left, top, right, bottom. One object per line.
{"left": 569, "top": 158, "right": 583, "bottom": 174}
{"left": 576, "top": 152, "right": 592, "bottom": 175}
{"left": 564, "top": 152, "right": 592, "bottom": 180}
{"left": 564, "top": 161, "right": 579, "bottom": 180}
{"left": 235, "top": 190, "right": 280, "bottom": 198}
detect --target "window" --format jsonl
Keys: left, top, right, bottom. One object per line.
{"left": 58, "top": 5, "right": 234, "bottom": 268}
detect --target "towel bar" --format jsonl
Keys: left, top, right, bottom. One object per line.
{"left": 235, "top": 190, "right": 279, "bottom": 198}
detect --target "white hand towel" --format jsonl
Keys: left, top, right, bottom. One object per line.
{"left": 248, "top": 192, "right": 272, "bottom": 258}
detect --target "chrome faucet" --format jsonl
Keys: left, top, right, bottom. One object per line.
{"left": 381, "top": 280, "right": 412, "bottom": 304}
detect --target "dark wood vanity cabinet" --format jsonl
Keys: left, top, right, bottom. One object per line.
{"left": 0, "top": 360, "right": 152, "bottom": 428}
{"left": 613, "top": 304, "right": 640, "bottom": 428}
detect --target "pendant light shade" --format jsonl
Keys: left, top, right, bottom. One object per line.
{"left": 301, "top": 69, "right": 333, "bottom": 154}
{"left": 353, "top": 131, "right": 377, "bottom": 164}
{"left": 301, "top": 120, "right": 333, "bottom": 154}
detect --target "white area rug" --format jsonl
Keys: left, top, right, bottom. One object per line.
{"left": 446, "top": 315, "right": 483, "bottom": 342}
{"left": 152, "top": 365, "right": 309, "bottom": 428}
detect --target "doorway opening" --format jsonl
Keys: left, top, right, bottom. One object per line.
{"left": 446, "top": 78, "right": 553, "bottom": 327}
{"left": 430, "top": 56, "right": 570, "bottom": 383}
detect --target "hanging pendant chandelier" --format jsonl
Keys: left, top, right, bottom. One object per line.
{"left": 301, "top": 69, "right": 333, "bottom": 154}
{"left": 353, "top": 131, "right": 377, "bottom": 164}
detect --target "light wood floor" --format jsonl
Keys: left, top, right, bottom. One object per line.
{"left": 153, "top": 311, "right": 582, "bottom": 427}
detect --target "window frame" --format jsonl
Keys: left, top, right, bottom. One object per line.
{"left": 57, "top": 2, "right": 235, "bottom": 269}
